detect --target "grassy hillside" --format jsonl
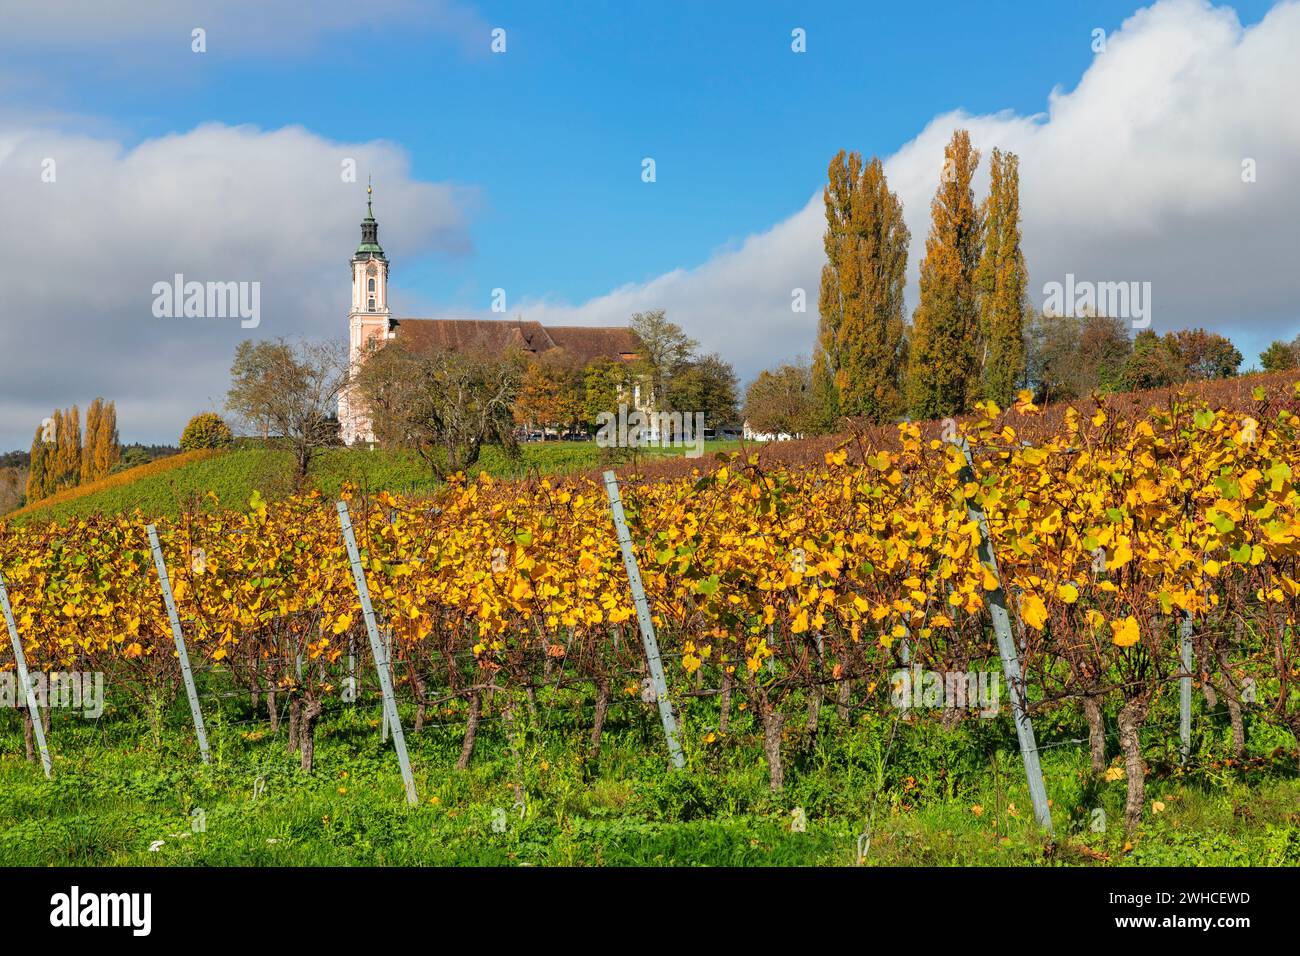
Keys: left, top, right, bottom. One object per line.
{"left": 6, "top": 441, "right": 738, "bottom": 525}
{"left": 6, "top": 449, "right": 276, "bottom": 525}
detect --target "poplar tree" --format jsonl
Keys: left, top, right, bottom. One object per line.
{"left": 812, "top": 152, "right": 857, "bottom": 430}
{"left": 46, "top": 409, "right": 65, "bottom": 495}
{"left": 94, "top": 401, "right": 121, "bottom": 478}
{"left": 60, "top": 405, "right": 82, "bottom": 491}
{"left": 976, "top": 149, "right": 1028, "bottom": 406}
{"left": 25, "top": 426, "right": 48, "bottom": 504}
{"left": 813, "top": 151, "right": 910, "bottom": 426}
{"left": 906, "top": 129, "right": 983, "bottom": 419}
{"left": 82, "top": 399, "right": 103, "bottom": 483}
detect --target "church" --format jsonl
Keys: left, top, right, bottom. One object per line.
{"left": 338, "top": 188, "right": 645, "bottom": 446}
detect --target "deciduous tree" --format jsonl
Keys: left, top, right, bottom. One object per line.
{"left": 1122, "top": 330, "right": 1185, "bottom": 390}
{"left": 743, "top": 362, "right": 815, "bottom": 438}
{"left": 907, "top": 130, "right": 983, "bottom": 419}
{"left": 226, "top": 338, "right": 349, "bottom": 485}
{"left": 354, "top": 341, "right": 523, "bottom": 477}
{"left": 24, "top": 426, "right": 49, "bottom": 504}
{"left": 629, "top": 310, "right": 697, "bottom": 410}
{"left": 1260, "top": 339, "right": 1298, "bottom": 372}
{"left": 666, "top": 353, "right": 740, "bottom": 429}
{"left": 514, "top": 357, "right": 582, "bottom": 434}
{"left": 180, "top": 412, "right": 235, "bottom": 451}
{"left": 813, "top": 151, "right": 909, "bottom": 426}
{"left": 81, "top": 399, "right": 102, "bottom": 483}
{"left": 976, "top": 149, "right": 1028, "bottom": 406}
{"left": 1167, "top": 328, "right": 1242, "bottom": 380}
{"left": 582, "top": 357, "right": 632, "bottom": 431}
{"left": 92, "top": 400, "right": 121, "bottom": 479}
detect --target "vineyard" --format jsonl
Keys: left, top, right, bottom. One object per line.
{"left": 4, "top": 385, "right": 1300, "bottom": 857}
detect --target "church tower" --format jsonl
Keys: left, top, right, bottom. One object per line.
{"left": 349, "top": 180, "right": 392, "bottom": 360}
{"left": 340, "top": 181, "right": 392, "bottom": 445}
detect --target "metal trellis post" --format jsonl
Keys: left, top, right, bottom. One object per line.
{"left": 1180, "top": 614, "right": 1194, "bottom": 764}
{"left": 146, "top": 524, "right": 210, "bottom": 765}
{"left": 0, "top": 570, "right": 52, "bottom": 777}
{"left": 958, "top": 439, "right": 1053, "bottom": 836}
{"left": 336, "top": 501, "right": 418, "bottom": 805}
{"left": 381, "top": 627, "right": 392, "bottom": 743}
{"left": 603, "top": 471, "right": 685, "bottom": 769}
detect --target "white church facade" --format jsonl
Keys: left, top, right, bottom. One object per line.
{"left": 338, "top": 188, "right": 647, "bottom": 446}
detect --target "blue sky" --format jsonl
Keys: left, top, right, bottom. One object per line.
{"left": 16, "top": 0, "right": 1275, "bottom": 308}
{"left": 0, "top": 0, "right": 1296, "bottom": 448}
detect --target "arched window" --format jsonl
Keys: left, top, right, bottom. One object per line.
{"left": 368, "top": 297, "right": 376, "bottom": 312}
{"left": 368, "top": 278, "right": 376, "bottom": 293}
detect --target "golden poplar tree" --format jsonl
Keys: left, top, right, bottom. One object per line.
{"left": 812, "top": 152, "right": 858, "bottom": 430}
{"left": 25, "top": 425, "right": 49, "bottom": 504}
{"left": 906, "top": 129, "right": 983, "bottom": 419}
{"left": 813, "top": 151, "right": 909, "bottom": 426}
{"left": 45, "top": 409, "right": 65, "bottom": 496}
{"left": 60, "top": 405, "right": 82, "bottom": 491}
{"left": 94, "top": 401, "right": 121, "bottom": 478}
{"left": 82, "top": 398, "right": 103, "bottom": 483}
{"left": 976, "top": 149, "right": 1028, "bottom": 406}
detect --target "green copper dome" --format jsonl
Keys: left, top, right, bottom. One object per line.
{"left": 355, "top": 185, "right": 386, "bottom": 258}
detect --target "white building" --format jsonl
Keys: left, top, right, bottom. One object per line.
{"left": 338, "top": 187, "right": 645, "bottom": 446}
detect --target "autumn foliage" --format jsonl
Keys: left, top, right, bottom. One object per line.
{"left": 4, "top": 382, "right": 1300, "bottom": 828}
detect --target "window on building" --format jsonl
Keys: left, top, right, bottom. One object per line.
{"left": 368, "top": 297, "right": 376, "bottom": 312}
{"left": 368, "top": 278, "right": 376, "bottom": 293}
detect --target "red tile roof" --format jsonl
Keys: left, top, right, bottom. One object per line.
{"left": 392, "top": 318, "right": 641, "bottom": 365}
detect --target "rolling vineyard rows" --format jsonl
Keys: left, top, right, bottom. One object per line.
{"left": 4, "top": 387, "right": 1300, "bottom": 834}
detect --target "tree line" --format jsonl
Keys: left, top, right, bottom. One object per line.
{"left": 24, "top": 399, "right": 121, "bottom": 505}
{"left": 504, "top": 310, "right": 740, "bottom": 438}
{"left": 214, "top": 309, "right": 743, "bottom": 485}
{"left": 742, "top": 131, "right": 1254, "bottom": 438}
{"left": 351, "top": 309, "right": 740, "bottom": 476}
{"left": 160, "top": 130, "right": 1283, "bottom": 480}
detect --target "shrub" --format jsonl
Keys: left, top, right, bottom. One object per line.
{"left": 180, "top": 413, "right": 234, "bottom": 451}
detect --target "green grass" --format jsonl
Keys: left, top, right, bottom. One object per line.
{"left": 3, "top": 680, "right": 1296, "bottom": 866}
{"left": 9, "top": 441, "right": 742, "bottom": 525}
{"left": 8, "top": 450, "right": 288, "bottom": 526}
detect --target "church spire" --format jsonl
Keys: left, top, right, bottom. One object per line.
{"left": 356, "top": 177, "right": 385, "bottom": 259}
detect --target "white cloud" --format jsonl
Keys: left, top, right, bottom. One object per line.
{"left": 0, "top": 122, "right": 476, "bottom": 450}
{"left": 515, "top": 0, "right": 1300, "bottom": 382}
{"left": 2, "top": 0, "right": 1294, "bottom": 452}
